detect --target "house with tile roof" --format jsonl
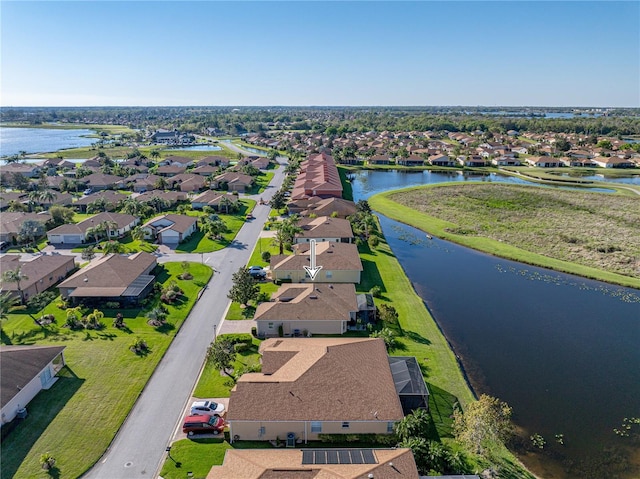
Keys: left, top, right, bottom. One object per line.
{"left": 226, "top": 337, "right": 405, "bottom": 443}
{"left": 1, "top": 345, "right": 66, "bottom": 424}
{"left": 206, "top": 447, "right": 419, "bottom": 479}
{"left": 72, "top": 190, "right": 126, "bottom": 212}
{"left": 254, "top": 283, "right": 359, "bottom": 337}
{"left": 191, "top": 191, "right": 239, "bottom": 211}
{"left": 57, "top": 252, "right": 157, "bottom": 306}
{"left": 270, "top": 242, "right": 362, "bottom": 284}
{"left": 0, "top": 212, "right": 51, "bottom": 243}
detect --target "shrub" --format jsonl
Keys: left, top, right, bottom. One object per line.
{"left": 261, "top": 251, "right": 271, "bottom": 263}
{"left": 56, "top": 302, "right": 67, "bottom": 310}
{"left": 39, "top": 452, "right": 56, "bottom": 470}
{"left": 368, "top": 235, "right": 380, "bottom": 248}
{"left": 104, "top": 301, "right": 120, "bottom": 309}
{"left": 27, "top": 291, "right": 57, "bottom": 311}
{"left": 234, "top": 342, "right": 250, "bottom": 353}
{"left": 251, "top": 326, "right": 257, "bottom": 337}
{"left": 369, "top": 285, "right": 382, "bottom": 298}
{"left": 219, "top": 333, "right": 252, "bottom": 346}
{"left": 278, "top": 324, "right": 284, "bottom": 337}
{"left": 113, "top": 313, "right": 125, "bottom": 329}
{"left": 129, "top": 337, "right": 148, "bottom": 354}
{"left": 256, "top": 291, "right": 270, "bottom": 303}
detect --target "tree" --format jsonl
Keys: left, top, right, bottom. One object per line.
{"left": 356, "top": 199, "right": 371, "bottom": 213}
{"left": 596, "top": 139, "right": 613, "bottom": 150}
{"left": 131, "top": 226, "right": 145, "bottom": 242}
{"left": 48, "top": 205, "right": 74, "bottom": 226}
{"left": 395, "top": 407, "right": 432, "bottom": 441}
{"left": 84, "top": 309, "right": 104, "bottom": 329}
{"left": 154, "top": 176, "right": 168, "bottom": 190}
{"left": 81, "top": 245, "right": 96, "bottom": 261}
{"left": 202, "top": 215, "right": 228, "bottom": 240}
{"left": 7, "top": 200, "right": 27, "bottom": 212}
{"left": 86, "top": 198, "right": 108, "bottom": 214}
{"left": 207, "top": 337, "right": 236, "bottom": 378}
{"left": 18, "top": 219, "right": 46, "bottom": 248}
{"left": 120, "top": 197, "right": 144, "bottom": 216}
{"left": 11, "top": 172, "right": 29, "bottom": 191}
{"left": 0, "top": 290, "right": 20, "bottom": 324}
{"left": 269, "top": 190, "right": 287, "bottom": 211}
{"left": 101, "top": 241, "right": 124, "bottom": 254}
{"left": 452, "top": 394, "right": 513, "bottom": 455}
{"left": 39, "top": 189, "right": 57, "bottom": 205}
{"left": 100, "top": 220, "right": 119, "bottom": 240}
{"left": 150, "top": 149, "right": 161, "bottom": 161}
{"left": 272, "top": 214, "right": 301, "bottom": 255}
{"left": 227, "top": 267, "right": 260, "bottom": 307}
{"left": 369, "top": 327, "right": 397, "bottom": 350}
{"left": 2, "top": 267, "right": 29, "bottom": 303}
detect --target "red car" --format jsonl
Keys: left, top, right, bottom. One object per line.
{"left": 182, "top": 414, "right": 225, "bottom": 436}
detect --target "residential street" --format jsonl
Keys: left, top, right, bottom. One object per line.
{"left": 82, "top": 159, "right": 287, "bottom": 479}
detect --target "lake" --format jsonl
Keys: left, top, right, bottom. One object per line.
{"left": 166, "top": 145, "right": 222, "bottom": 151}
{"left": 351, "top": 170, "right": 640, "bottom": 478}
{"left": 0, "top": 127, "right": 98, "bottom": 157}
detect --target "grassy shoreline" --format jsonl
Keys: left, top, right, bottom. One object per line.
{"left": 369, "top": 183, "right": 640, "bottom": 290}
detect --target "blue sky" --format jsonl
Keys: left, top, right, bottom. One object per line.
{"left": 1, "top": 1, "right": 638, "bottom": 107}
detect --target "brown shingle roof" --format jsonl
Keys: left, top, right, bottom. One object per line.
{"left": 271, "top": 242, "right": 362, "bottom": 274}
{"left": 254, "top": 283, "right": 358, "bottom": 322}
{"left": 0, "top": 254, "right": 75, "bottom": 292}
{"left": 1, "top": 345, "right": 66, "bottom": 409}
{"left": 58, "top": 252, "right": 156, "bottom": 295}
{"left": 227, "top": 338, "right": 404, "bottom": 422}
{"left": 207, "top": 448, "right": 419, "bottom": 479}
{"left": 296, "top": 217, "right": 354, "bottom": 241}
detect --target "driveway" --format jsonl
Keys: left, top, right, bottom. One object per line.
{"left": 83, "top": 158, "right": 287, "bottom": 479}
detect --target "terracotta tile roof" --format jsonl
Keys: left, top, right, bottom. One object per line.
{"left": 271, "top": 242, "right": 362, "bottom": 274}
{"left": 227, "top": 337, "right": 404, "bottom": 422}
{"left": 207, "top": 448, "right": 419, "bottom": 479}
{"left": 254, "top": 283, "right": 358, "bottom": 322}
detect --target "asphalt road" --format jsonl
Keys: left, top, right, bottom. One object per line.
{"left": 83, "top": 160, "right": 287, "bottom": 479}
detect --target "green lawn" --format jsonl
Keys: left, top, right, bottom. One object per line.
{"left": 158, "top": 438, "right": 232, "bottom": 479}
{"left": 246, "top": 172, "right": 274, "bottom": 195}
{"left": 224, "top": 281, "right": 279, "bottom": 321}
{"left": 192, "top": 337, "right": 263, "bottom": 398}
{"left": 176, "top": 200, "right": 255, "bottom": 253}
{"left": 0, "top": 262, "right": 212, "bottom": 479}
{"left": 246, "top": 238, "right": 284, "bottom": 267}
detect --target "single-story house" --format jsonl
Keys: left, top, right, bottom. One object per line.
{"left": 0, "top": 212, "right": 51, "bottom": 243}
{"left": 525, "top": 156, "right": 563, "bottom": 168}
{"left": 82, "top": 173, "right": 127, "bottom": 191}
{"left": 492, "top": 156, "right": 522, "bottom": 166}
{"left": 166, "top": 173, "right": 206, "bottom": 192}
{"left": 125, "top": 173, "right": 162, "bottom": 193}
{"left": 73, "top": 190, "right": 125, "bottom": 213}
{"left": 207, "top": 448, "right": 419, "bottom": 479}
{"left": 270, "top": 242, "right": 363, "bottom": 284}
{"left": 0, "top": 163, "right": 42, "bottom": 179}
{"left": 141, "top": 214, "right": 197, "bottom": 244}
{"left": 429, "top": 154, "right": 456, "bottom": 167}
{"left": 294, "top": 216, "right": 354, "bottom": 244}
{"left": 156, "top": 164, "right": 187, "bottom": 177}
{"left": 133, "top": 191, "right": 187, "bottom": 208}
{"left": 47, "top": 212, "right": 138, "bottom": 244}
{"left": 0, "top": 192, "right": 29, "bottom": 211}
{"left": 1, "top": 345, "right": 66, "bottom": 425}
{"left": 58, "top": 252, "right": 157, "bottom": 306}
{"left": 458, "top": 155, "right": 488, "bottom": 167}
{"left": 0, "top": 254, "right": 76, "bottom": 303}
{"left": 254, "top": 283, "right": 359, "bottom": 337}
{"left": 211, "top": 172, "right": 254, "bottom": 192}
{"left": 191, "top": 164, "right": 219, "bottom": 177}
{"left": 368, "top": 154, "right": 391, "bottom": 165}
{"left": 592, "top": 157, "right": 636, "bottom": 168}
{"left": 397, "top": 156, "right": 425, "bottom": 167}
{"left": 226, "top": 337, "right": 404, "bottom": 442}
{"left": 299, "top": 197, "right": 357, "bottom": 219}
{"left": 198, "top": 156, "right": 230, "bottom": 168}
{"left": 191, "top": 191, "right": 239, "bottom": 211}
{"left": 158, "top": 155, "right": 193, "bottom": 167}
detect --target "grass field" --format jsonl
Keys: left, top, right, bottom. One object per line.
{"left": 370, "top": 183, "right": 640, "bottom": 288}
{"left": 1, "top": 262, "right": 212, "bottom": 479}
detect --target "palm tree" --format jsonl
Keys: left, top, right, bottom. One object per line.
{"left": 27, "top": 190, "right": 41, "bottom": 211}
{"left": 39, "top": 189, "right": 57, "bottom": 205}
{"left": 2, "top": 267, "right": 29, "bottom": 304}
{"left": 0, "top": 290, "right": 20, "bottom": 321}
{"left": 154, "top": 176, "right": 168, "bottom": 190}
{"left": 131, "top": 226, "right": 145, "bottom": 242}
{"left": 120, "top": 198, "right": 143, "bottom": 216}
{"left": 100, "top": 220, "right": 119, "bottom": 241}
{"left": 150, "top": 150, "right": 161, "bottom": 162}
{"left": 218, "top": 196, "right": 232, "bottom": 215}
{"left": 101, "top": 241, "right": 124, "bottom": 254}
{"left": 273, "top": 215, "right": 302, "bottom": 254}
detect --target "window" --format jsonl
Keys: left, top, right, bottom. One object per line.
{"left": 259, "top": 426, "right": 266, "bottom": 436}
{"left": 387, "top": 422, "right": 395, "bottom": 433}
{"left": 268, "top": 322, "right": 274, "bottom": 329}
{"left": 311, "top": 421, "right": 322, "bottom": 433}
{"left": 341, "top": 422, "right": 350, "bottom": 429}
{"left": 325, "top": 271, "right": 332, "bottom": 278}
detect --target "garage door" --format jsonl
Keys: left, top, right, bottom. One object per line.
{"left": 65, "top": 235, "right": 83, "bottom": 243}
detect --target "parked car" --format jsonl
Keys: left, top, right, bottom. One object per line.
{"left": 190, "top": 400, "right": 225, "bottom": 416}
{"left": 248, "top": 266, "right": 266, "bottom": 279}
{"left": 182, "top": 414, "right": 225, "bottom": 436}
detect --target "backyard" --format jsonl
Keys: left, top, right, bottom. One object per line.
{"left": 0, "top": 262, "right": 212, "bottom": 479}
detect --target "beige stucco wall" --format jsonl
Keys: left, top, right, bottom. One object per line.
{"left": 229, "top": 420, "right": 395, "bottom": 443}
{"left": 256, "top": 319, "right": 346, "bottom": 337}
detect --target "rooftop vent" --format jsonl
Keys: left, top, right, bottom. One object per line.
{"left": 309, "top": 295, "right": 318, "bottom": 299}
